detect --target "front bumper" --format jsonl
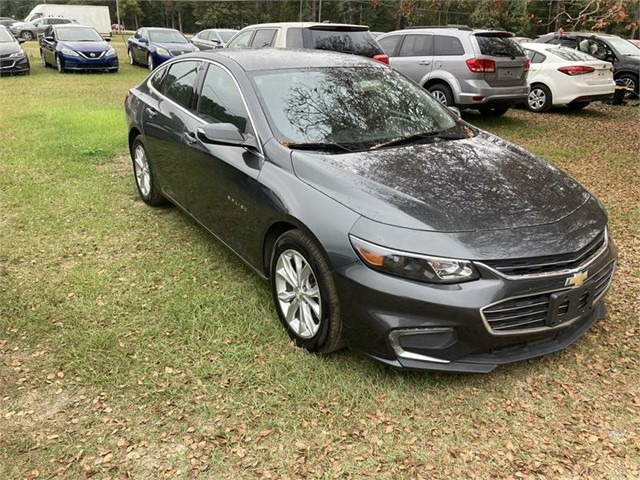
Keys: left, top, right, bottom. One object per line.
{"left": 0, "top": 54, "right": 30, "bottom": 74}
{"left": 60, "top": 54, "right": 118, "bottom": 71}
{"left": 335, "top": 239, "right": 617, "bottom": 373}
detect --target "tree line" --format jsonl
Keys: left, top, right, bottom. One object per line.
{"left": 0, "top": 0, "right": 637, "bottom": 38}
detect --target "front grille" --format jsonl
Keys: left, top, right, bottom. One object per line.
{"left": 170, "top": 49, "right": 188, "bottom": 56}
{"left": 482, "top": 231, "right": 606, "bottom": 277}
{"left": 79, "top": 51, "right": 105, "bottom": 59}
{"left": 482, "top": 261, "right": 615, "bottom": 333}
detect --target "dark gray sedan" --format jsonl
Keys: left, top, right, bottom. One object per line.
{"left": 124, "top": 49, "right": 617, "bottom": 373}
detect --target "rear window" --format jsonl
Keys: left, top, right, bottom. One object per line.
{"left": 547, "top": 47, "right": 596, "bottom": 62}
{"left": 475, "top": 34, "right": 524, "bottom": 58}
{"left": 307, "top": 29, "right": 381, "bottom": 57}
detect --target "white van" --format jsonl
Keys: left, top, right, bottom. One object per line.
{"left": 19, "top": 4, "right": 111, "bottom": 38}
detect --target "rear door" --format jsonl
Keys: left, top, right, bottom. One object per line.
{"left": 390, "top": 33, "right": 434, "bottom": 84}
{"left": 432, "top": 34, "right": 466, "bottom": 78}
{"left": 473, "top": 32, "right": 527, "bottom": 87}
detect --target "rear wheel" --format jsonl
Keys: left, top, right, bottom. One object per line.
{"left": 427, "top": 83, "right": 454, "bottom": 106}
{"left": 127, "top": 48, "right": 136, "bottom": 65}
{"left": 270, "top": 230, "right": 344, "bottom": 354}
{"left": 526, "top": 84, "right": 552, "bottom": 113}
{"left": 479, "top": 105, "right": 510, "bottom": 117}
{"left": 131, "top": 136, "right": 165, "bottom": 206}
{"left": 566, "top": 100, "right": 590, "bottom": 110}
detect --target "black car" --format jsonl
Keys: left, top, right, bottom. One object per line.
{"left": 536, "top": 32, "right": 640, "bottom": 97}
{"left": 0, "top": 26, "right": 29, "bottom": 75}
{"left": 124, "top": 50, "right": 617, "bottom": 373}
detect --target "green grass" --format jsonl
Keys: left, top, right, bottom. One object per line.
{"left": 1, "top": 39, "right": 639, "bottom": 479}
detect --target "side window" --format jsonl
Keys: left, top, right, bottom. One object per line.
{"left": 434, "top": 35, "right": 464, "bottom": 55}
{"left": 164, "top": 61, "right": 201, "bottom": 111}
{"left": 227, "top": 30, "right": 253, "bottom": 48}
{"left": 286, "top": 28, "right": 303, "bottom": 48}
{"left": 251, "top": 29, "right": 277, "bottom": 48}
{"left": 398, "top": 34, "right": 433, "bottom": 57}
{"left": 197, "top": 64, "right": 250, "bottom": 133}
{"left": 378, "top": 35, "right": 402, "bottom": 56}
{"left": 149, "top": 66, "right": 168, "bottom": 92}
{"left": 531, "top": 52, "right": 546, "bottom": 63}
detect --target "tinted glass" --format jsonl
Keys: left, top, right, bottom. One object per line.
{"left": 475, "top": 35, "right": 524, "bottom": 57}
{"left": 378, "top": 35, "right": 402, "bottom": 55}
{"left": 0, "top": 28, "right": 14, "bottom": 42}
{"left": 286, "top": 27, "right": 304, "bottom": 48}
{"left": 251, "top": 66, "right": 463, "bottom": 148}
{"left": 219, "top": 30, "right": 237, "bottom": 42}
{"left": 56, "top": 27, "right": 103, "bottom": 42}
{"left": 251, "top": 29, "right": 277, "bottom": 48}
{"left": 398, "top": 34, "right": 433, "bottom": 57}
{"left": 148, "top": 30, "right": 189, "bottom": 44}
{"left": 606, "top": 36, "right": 640, "bottom": 56}
{"left": 525, "top": 50, "right": 546, "bottom": 63}
{"left": 308, "top": 29, "right": 382, "bottom": 57}
{"left": 164, "top": 61, "right": 200, "bottom": 110}
{"left": 548, "top": 47, "right": 595, "bottom": 62}
{"left": 149, "top": 66, "right": 168, "bottom": 92}
{"left": 227, "top": 30, "right": 253, "bottom": 48}
{"left": 51, "top": 19, "right": 70, "bottom": 25}
{"left": 197, "top": 64, "right": 249, "bottom": 132}
{"left": 434, "top": 35, "right": 464, "bottom": 55}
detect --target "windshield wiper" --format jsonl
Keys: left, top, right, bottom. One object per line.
{"left": 286, "top": 142, "right": 360, "bottom": 153}
{"left": 370, "top": 130, "right": 466, "bottom": 150}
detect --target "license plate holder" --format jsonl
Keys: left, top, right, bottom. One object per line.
{"left": 547, "top": 284, "right": 596, "bottom": 327}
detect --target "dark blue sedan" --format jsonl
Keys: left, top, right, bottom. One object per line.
{"left": 127, "top": 27, "right": 198, "bottom": 70}
{"left": 40, "top": 24, "right": 118, "bottom": 73}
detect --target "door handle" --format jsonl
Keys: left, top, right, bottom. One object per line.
{"left": 184, "top": 131, "right": 197, "bottom": 145}
{"left": 419, "top": 61, "right": 431, "bottom": 66}
{"left": 146, "top": 107, "right": 158, "bottom": 118}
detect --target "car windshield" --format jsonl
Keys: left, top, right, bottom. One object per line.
{"left": 219, "top": 30, "right": 236, "bottom": 42}
{"left": 547, "top": 46, "right": 598, "bottom": 62}
{"left": 149, "top": 30, "right": 188, "bottom": 44}
{"left": 606, "top": 36, "right": 640, "bottom": 56}
{"left": 57, "top": 27, "right": 102, "bottom": 42}
{"left": 308, "top": 29, "right": 381, "bottom": 57}
{"left": 0, "top": 28, "right": 14, "bottom": 42}
{"left": 251, "top": 66, "right": 469, "bottom": 150}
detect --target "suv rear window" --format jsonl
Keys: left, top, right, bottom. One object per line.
{"left": 475, "top": 34, "right": 524, "bottom": 58}
{"left": 307, "top": 28, "right": 382, "bottom": 58}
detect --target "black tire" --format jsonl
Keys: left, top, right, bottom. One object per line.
{"left": 127, "top": 48, "right": 136, "bottom": 66}
{"left": 21, "top": 31, "right": 34, "bottom": 41}
{"left": 147, "top": 54, "right": 154, "bottom": 71}
{"left": 40, "top": 50, "right": 48, "bottom": 68}
{"left": 270, "top": 230, "right": 344, "bottom": 354}
{"left": 526, "top": 84, "right": 552, "bottom": 113}
{"left": 479, "top": 105, "right": 510, "bottom": 117}
{"left": 427, "top": 83, "right": 454, "bottom": 106}
{"left": 616, "top": 73, "right": 639, "bottom": 99}
{"left": 130, "top": 136, "right": 166, "bottom": 206}
{"left": 55, "top": 54, "right": 65, "bottom": 73}
{"left": 566, "top": 100, "right": 590, "bottom": 110}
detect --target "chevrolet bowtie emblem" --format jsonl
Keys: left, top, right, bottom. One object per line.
{"left": 566, "top": 271, "right": 588, "bottom": 288}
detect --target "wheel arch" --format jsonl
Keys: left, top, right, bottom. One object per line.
{"left": 128, "top": 127, "right": 143, "bottom": 154}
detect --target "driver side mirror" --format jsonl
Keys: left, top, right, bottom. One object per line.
{"left": 139, "top": 37, "right": 148, "bottom": 44}
{"left": 211, "top": 39, "right": 221, "bottom": 45}
{"left": 197, "top": 123, "right": 258, "bottom": 150}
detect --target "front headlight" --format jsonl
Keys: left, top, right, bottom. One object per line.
{"left": 9, "top": 51, "right": 26, "bottom": 58}
{"left": 350, "top": 236, "right": 480, "bottom": 284}
{"left": 156, "top": 47, "right": 169, "bottom": 56}
{"left": 105, "top": 47, "right": 116, "bottom": 57}
{"left": 60, "top": 48, "right": 80, "bottom": 57}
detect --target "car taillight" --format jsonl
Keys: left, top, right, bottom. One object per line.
{"left": 373, "top": 54, "right": 389, "bottom": 65}
{"left": 557, "top": 65, "right": 596, "bottom": 76}
{"left": 465, "top": 58, "right": 495, "bottom": 73}
{"left": 524, "top": 57, "right": 531, "bottom": 71}
{"left": 124, "top": 90, "right": 130, "bottom": 104}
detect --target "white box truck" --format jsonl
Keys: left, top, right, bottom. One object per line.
{"left": 18, "top": 4, "right": 111, "bottom": 38}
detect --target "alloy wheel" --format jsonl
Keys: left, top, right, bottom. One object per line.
{"left": 133, "top": 144, "right": 151, "bottom": 197}
{"left": 528, "top": 88, "right": 546, "bottom": 111}
{"left": 21, "top": 31, "right": 33, "bottom": 41}
{"left": 128, "top": 49, "right": 134, "bottom": 65}
{"left": 432, "top": 90, "right": 448, "bottom": 106}
{"left": 622, "top": 77, "right": 636, "bottom": 98}
{"left": 274, "top": 250, "right": 322, "bottom": 339}
{"left": 55, "top": 55, "right": 64, "bottom": 73}
{"left": 148, "top": 54, "right": 154, "bottom": 71}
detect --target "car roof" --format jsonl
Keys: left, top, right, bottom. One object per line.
{"left": 239, "top": 22, "right": 368, "bottom": 29}
{"left": 381, "top": 27, "right": 510, "bottom": 36}
{"left": 52, "top": 24, "right": 93, "bottom": 29}
{"left": 144, "top": 27, "right": 182, "bottom": 32}
{"left": 184, "top": 48, "right": 380, "bottom": 72}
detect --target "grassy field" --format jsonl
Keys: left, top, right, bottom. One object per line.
{"left": 1, "top": 39, "right": 639, "bottom": 479}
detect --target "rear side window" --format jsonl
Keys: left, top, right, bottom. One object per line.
{"left": 286, "top": 28, "right": 304, "bottom": 48}
{"left": 434, "top": 35, "right": 464, "bottom": 55}
{"left": 525, "top": 50, "right": 546, "bottom": 64}
{"left": 378, "top": 34, "right": 402, "bottom": 56}
{"left": 251, "top": 29, "right": 277, "bottom": 48}
{"left": 197, "top": 64, "right": 249, "bottom": 132}
{"left": 475, "top": 35, "right": 524, "bottom": 58}
{"left": 149, "top": 66, "right": 168, "bottom": 92}
{"left": 398, "top": 34, "right": 433, "bottom": 57}
{"left": 307, "top": 29, "right": 381, "bottom": 57}
{"left": 164, "top": 61, "right": 201, "bottom": 111}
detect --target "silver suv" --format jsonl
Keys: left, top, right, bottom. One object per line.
{"left": 378, "top": 26, "right": 530, "bottom": 116}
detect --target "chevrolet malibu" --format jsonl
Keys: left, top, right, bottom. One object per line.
{"left": 124, "top": 50, "right": 617, "bottom": 373}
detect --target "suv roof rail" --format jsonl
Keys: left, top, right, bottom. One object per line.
{"left": 404, "top": 24, "right": 473, "bottom": 31}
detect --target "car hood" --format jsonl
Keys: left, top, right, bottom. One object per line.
{"left": 291, "top": 131, "right": 590, "bottom": 232}
{"left": 0, "top": 42, "right": 21, "bottom": 55}
{"left": 153, "top": 42, "right": 196, "bottom": 51}
{"left": 9, "top": 22, "right": 26, "bottom": 29}
{"left": 58, "top": 41, "right": 109, "bottom": 52}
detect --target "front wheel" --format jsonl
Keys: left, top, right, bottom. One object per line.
{"left": 147, "top": 54, "right": 154, "bottom": 71}
{"left": 21, "top": 31, "right": 34, "bottom": 41}
{"left": 526, "top": 84, "right": 552, "bottom": 113}
{"left": 617, "top": 73, "right": 639, "bottom": 99}
{"left": 55, "top": 54, "right": 65, "bottom": 73}
{"left": 270, "top": 230, "right": 344, "bottom": 354}
{"left": 131, "top": 136, "right": 165, "bottom": 206}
